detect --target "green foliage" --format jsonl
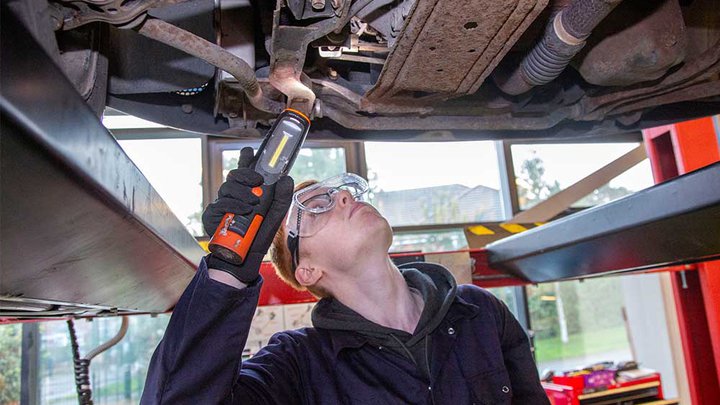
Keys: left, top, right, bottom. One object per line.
{"left": 517, "top": 153, "right": 633, "bottom": 360}
{"left": 534, "top": 326, "right": 629, "bottom": 364}
{"left": 517, "top": 156, "right": 561, "bottom": 209}
{"left": 527, "top": 283, "right": 561, "bottom": 339}
{"left": 558, "top": 283, "right": 580, "bottom": 335}
{"left": 517, "top": 154, "right": 635, "bottom": 209}
{"left": 487, "top": 287, "right": 518, "bottom": 315}
{"left": 574, "top": 278, "right": 627, "bottom": 330}
{"left": 0, "top": 324, "right": 22, "bottom": 403}
{"left": 528, "top": 277, "right": 627, "bottom": 340}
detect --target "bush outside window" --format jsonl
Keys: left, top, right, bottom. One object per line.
{"left": 0, "top": 324, "right": 21, "bottom": 403}
{"left": 527, "top": 277, "right": 632, "bottom": 372}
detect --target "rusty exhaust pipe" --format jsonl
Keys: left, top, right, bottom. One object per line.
{"left": 135, "top": 17, "right": 284, "bottom": 114}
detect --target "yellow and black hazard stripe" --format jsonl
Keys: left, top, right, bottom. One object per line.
{"left": 464, "top": 222, "right": 544, "bottom": 248}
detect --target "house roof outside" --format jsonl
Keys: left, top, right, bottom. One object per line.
{"left": 371, "top": 184, "right": 503, "bottom": 227}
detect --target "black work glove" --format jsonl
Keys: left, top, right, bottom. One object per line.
{"left": 202, "top": 147, "right": 294, "bottom": 284}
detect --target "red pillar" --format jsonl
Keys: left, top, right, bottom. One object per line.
{"left": 643, "top": 116, "right": 720, "bottom": 404}
{"left": 702, "top": 261, "right": 720, "bottom": 381}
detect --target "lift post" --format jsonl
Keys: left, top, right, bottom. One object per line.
{"left": 643, "top": 116, "right": 720, "bottom": 404}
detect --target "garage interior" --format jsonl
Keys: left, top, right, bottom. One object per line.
{"left": 2, "top": 0, "right": 720, "bottom": 404}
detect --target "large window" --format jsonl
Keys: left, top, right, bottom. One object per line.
{"left": 365, "top": 141, "right": 503, "bottom": 227}
{"left": 487, "top": 286, "right": 521, "bottom": 320}
{"left": 118, "top": 138, "right": 204, "bottom": 236}
{"left": 37, "top": 315, "right": 169, "bottom": 404}
{"left": 511, "top": 143, "right": 654, "bottom": 209}
{"left": 509, "top": 142, "right": 663, "bottom": 376}
{"left": 222, "top": 147, "right": 347, "bottom": 185}
{"left": 389, "top": 229, "right": 468, "bottom": 253}
{"left": 527, "top": 277, "right": 632, "bottom": 372}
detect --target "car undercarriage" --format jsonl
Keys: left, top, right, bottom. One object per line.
{"left": 6, "top": 0, "right": 720, "bottom": 141}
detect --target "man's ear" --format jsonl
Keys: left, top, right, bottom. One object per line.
{"left": 295, "top": 264, "right": 323, "bottom": 288}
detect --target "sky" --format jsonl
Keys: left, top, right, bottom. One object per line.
{"left": 364, "top": 141, "right": 502, "bottom": 191}
{"left": 364, "top": 141, "right": 654, "bottom": 193}
{"left": 116, "top": 138, "right": 204, "bottom": 235}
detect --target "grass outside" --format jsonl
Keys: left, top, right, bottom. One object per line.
{"left": 534, "top": 326, "right": 629, "bottom": 363}
{"left": 93, "top": 373, "right": 145, "bottom": 398}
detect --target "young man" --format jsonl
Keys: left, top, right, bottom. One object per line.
{"left": 141, "top": 147, "right": 549, "bottom": 404}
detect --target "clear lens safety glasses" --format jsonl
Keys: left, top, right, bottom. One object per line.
{"left": 286, "top": 173, "right": 369, "bottom": 239}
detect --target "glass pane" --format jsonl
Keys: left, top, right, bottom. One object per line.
{"left": 527, "top": 278, "right": 632, "bottom": 372}
{"left": 365, "top": 142, "right": 503, "bottom": 226}
{"left": 487, "top": 286, "right": 519, "bottom": 319}
{"left": 0, "top": 324, "right": 22, "bottom": 403}
{"left": 512, "top": 143, "right": 654, "bottom": 210}
{"left": 390, "top": 229, "right": 467, "bottom": 253}
{"left": 38, "top": 315, "right": 169, "bottom": 404}
{"left": 118, "top": 138, "right": 204, "bottom": 236}
{"left": 222, "top": 147, "right": 347, "bottom": 185}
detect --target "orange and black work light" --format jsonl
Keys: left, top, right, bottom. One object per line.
{"left": 208, "top": 108, "right": 311, "bottom": 264}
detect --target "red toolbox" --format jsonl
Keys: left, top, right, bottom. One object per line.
{"left": 543, "top": 372, "right": 678, "bottom": 404}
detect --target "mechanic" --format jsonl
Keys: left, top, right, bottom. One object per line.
{"left": 141, "top": 147, "right": 549, "bottom": 404}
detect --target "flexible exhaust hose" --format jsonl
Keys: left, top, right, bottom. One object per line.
{"left": 495, "top": 0, "right": 623, "bottom": 95}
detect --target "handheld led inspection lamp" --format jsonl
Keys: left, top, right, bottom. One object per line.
{"left": 208, "top": 108, "right": 311, "bottom": 264}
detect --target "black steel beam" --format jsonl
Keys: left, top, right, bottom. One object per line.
{"left": 0, "top": 7, "right": 204, "bottom": 314}
{"left": 487, "top": 162, "right": 720, "bottom": 283}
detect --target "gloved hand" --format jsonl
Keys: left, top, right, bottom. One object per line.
{"left": 202, "top": 147, "right": 294, "bottom": 284}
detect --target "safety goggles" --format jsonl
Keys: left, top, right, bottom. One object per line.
{"left": 286, "top": 173, "right": 369, "bottom": 267}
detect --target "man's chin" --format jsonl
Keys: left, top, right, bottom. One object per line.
{"left": 377, "top": 219, "right": 394, "bottom": 251}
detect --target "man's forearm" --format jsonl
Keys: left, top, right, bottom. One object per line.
{"left": 141, "top": 258, "right": 261, "bottom": 404}
{"left": 209, "top": 268, "right": 249, "bottom": 289}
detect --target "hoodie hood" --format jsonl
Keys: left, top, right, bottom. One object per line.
{"left": 311, "top": 262, "right": 457, "bottom": 352}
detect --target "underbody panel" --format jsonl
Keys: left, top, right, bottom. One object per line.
{"left": 9, "top": 0, "right": 716, "bottom": 140}
{"left": 365, "top": 0, "right": 547, "bottom": 99}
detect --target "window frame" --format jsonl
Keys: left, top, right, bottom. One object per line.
{"left": 205, "top": 137, "right": 366, "bottom": 211}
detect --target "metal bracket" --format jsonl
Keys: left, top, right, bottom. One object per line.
{"left": 54, "top": 0, "right": 189, "bottom": 30}
{"left": 268, "top": 0, "right": 372, "bottom": 115}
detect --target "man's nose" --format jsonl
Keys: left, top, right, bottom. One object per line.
{"left": 335, "top": 190, "right": 353, "bottom": 208}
